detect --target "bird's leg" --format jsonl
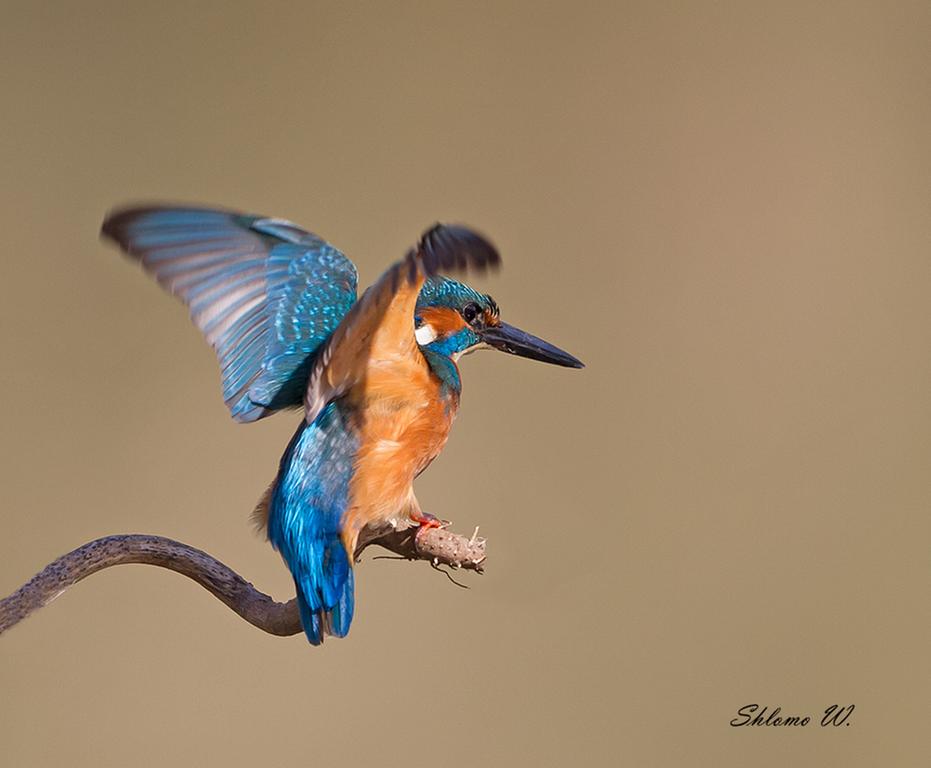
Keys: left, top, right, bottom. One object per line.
{"left": 410, "top": 510, "right": 450, "bottom": 529}
{"left": 406, "top": 493, "right": 450, "bottom": 531}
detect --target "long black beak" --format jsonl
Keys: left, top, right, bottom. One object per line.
{"left": 481, "top": 322, "right": 584, "bottom": 368}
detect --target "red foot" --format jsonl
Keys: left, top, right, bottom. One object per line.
{"left": 411, "top": 511, "right": 447, "bottom": 529}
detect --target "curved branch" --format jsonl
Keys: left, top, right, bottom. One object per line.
{"left": 0, "top": 525, "right": 486, "bottom": 637}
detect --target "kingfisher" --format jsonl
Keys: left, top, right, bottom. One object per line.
{"left": 101, "top": 205, "right": 583, "bottom": 645}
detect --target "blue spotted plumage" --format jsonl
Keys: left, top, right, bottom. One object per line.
{"left": 103, "top": 207, "right": 356, "bottom": 422}
{"left": 416, "top": 276, "right": 490, "bottom": 312}
{"left": 102, "top": 204, "right": 583, "bottom": 645}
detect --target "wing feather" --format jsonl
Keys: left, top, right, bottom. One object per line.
{"left": 102, "top": 205, "right": 358, "bottom": 422}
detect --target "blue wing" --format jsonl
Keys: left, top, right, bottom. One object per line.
{"left": 102, "top": 205, "right": 358, "bottom": 422}
{"left": 267, "top": 402, "right": 358, "bottom": 644}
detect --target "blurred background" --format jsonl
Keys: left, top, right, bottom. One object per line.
{"left": 0, "top": 2, "right": 927, "bottom": 766}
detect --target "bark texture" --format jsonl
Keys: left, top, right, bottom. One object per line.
{"left": 0, "top": 525, "right": 485, "bottom": 636}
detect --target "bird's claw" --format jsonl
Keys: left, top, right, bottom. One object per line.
{"left": 411, "top": 511, "right": 451, "bottom": 530}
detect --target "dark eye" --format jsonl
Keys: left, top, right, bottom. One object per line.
{"left": 462, "top": 302, "right": 481, "bottom": 325}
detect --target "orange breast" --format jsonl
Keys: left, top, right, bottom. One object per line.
{"left": 340, "top": 351, "right": 458, "bottom": 552}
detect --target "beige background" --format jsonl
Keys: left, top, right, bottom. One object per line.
{"left": 1, "top": 2, "right": 928, "bottom": 766}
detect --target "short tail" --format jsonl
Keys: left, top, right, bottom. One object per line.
{"left": 293, "top": 535, "right": 355, "bottom": 645}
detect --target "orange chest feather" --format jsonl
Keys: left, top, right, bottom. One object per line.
{"left": 344, "top": 354, "right": 458, "bottom": 526}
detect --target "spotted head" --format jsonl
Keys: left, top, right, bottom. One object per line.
{"left": 415, "top": 277, "right": 583, "bottom": 390}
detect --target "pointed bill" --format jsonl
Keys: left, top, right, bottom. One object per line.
{"left": 480, "top": 322, "right": 584, "bottom": 368}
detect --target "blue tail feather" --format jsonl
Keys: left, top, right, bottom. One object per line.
{"left": 292, "top": 536, "right": 354, "bottom": 645}
{"left": 295, "top": 568, "right": 354, "bottom": 644}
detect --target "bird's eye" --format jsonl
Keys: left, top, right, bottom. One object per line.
{"left": 462, "top": 302, "right": 480, "bottom": 324}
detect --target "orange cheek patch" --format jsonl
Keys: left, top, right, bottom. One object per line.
{"left": 418, "top": 306, "right": 467, "bottom": 336}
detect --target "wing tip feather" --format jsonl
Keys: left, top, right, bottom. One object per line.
{"left": 415, "top": 223, "right": 501, "bottom": 279}
{"left": 100, "top": 206, "right": 139, "bottom": 249}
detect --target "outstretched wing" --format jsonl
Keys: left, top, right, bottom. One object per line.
{"left": 304, "top": 224, "right": 500, "bottom": 423}
{"left": 102, "top": 205, "right": 358, "bottom": 422}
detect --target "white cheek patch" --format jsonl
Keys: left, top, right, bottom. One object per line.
{"left": 415, "top": 323, "right": 438, "bottom": 345}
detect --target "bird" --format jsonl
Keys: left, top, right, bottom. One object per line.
{"left": 101, "top": 204, "right": 583, "bottom": 645}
